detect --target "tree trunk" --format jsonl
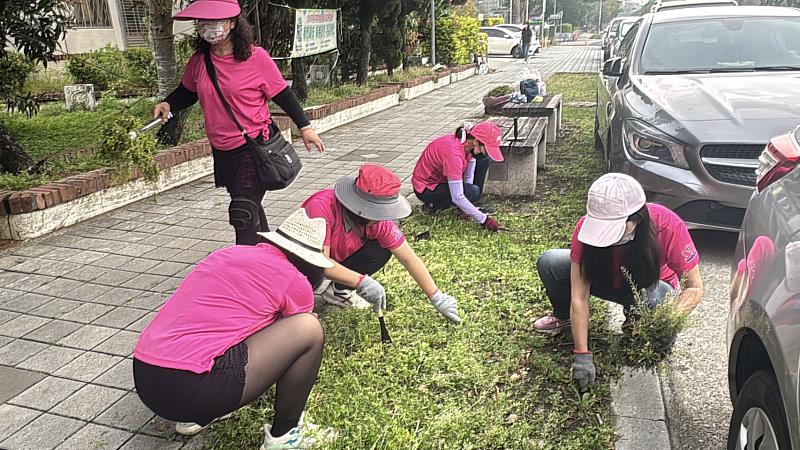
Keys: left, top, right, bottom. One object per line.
{"left": 147, "top": 0, "right": 187, "bottom": 146}
{"left": 291, "top": 57, "right": 309, "bottom": 102}
{"left": 0, "top": 125, "right": 35, "bottom": 174}
{"left": 357, "top": 12, "right": 373, "bottom": 85}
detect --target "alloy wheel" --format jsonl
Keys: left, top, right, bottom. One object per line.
{"left": 735, "top": 407, "right": 780, "bottom": 450}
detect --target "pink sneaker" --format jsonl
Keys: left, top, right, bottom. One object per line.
{"left": 533, "top": 314, "right": 570, "bottom": 335}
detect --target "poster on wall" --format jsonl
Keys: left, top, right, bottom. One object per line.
{"left": 291, "top": 9, "right": 337, "bottom": 58}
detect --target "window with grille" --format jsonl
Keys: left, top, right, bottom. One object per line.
{"left": 72, "top": 0, "right": 113, "bottom": 28}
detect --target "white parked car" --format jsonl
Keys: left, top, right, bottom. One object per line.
{"left": 480, "top": 26, "right": 522, "bottom": 56}
{"left": 651, "top": 0, "right": 737, "bottom": 12}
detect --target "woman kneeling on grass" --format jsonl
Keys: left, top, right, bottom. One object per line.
{"left": 303, "top": 164, "right": 461, "bottom": 323}
{"left": 133, "top": 209, "right": 333, "bottom": 448}
{"left": 533, "top": 173, "right": 704, "bottom": 390}
{"left": 412, "top": 121, "right": 506, "bottom": 232}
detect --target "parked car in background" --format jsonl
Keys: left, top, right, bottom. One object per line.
{"left": 595, "top": 6, "right": 800, "bottom": 231}
{"left": 603, "top": 16, "right": 638, "bottom": 60}
{"left": 496, "top": 24, "right": 524, "bottom": 36}
{"left": 496, "top": 24, "right": 541, "bottom": 55}
{"left": 727, "top": 125, "right": 800, "bottom": 450}
{"left": 480, "top": 26, "right": 522, "bottom": 56}
{"left": 607, "top": 17, "right": 639, "bottom": 59}
{"left": 652, "top": 0, "right": 737, "bottom": 13}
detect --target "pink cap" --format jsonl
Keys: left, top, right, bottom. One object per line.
{"left": 173, "top": 0, "right": 241, "bottom": 21}
{"left": 578, "top": 173, "right": 647, "bottom": 247}
{"left": 355, "top": 164, "right": 401, "bottom": 197}
{"left": 334, "top": 164, "right": 412, "bottom": 221}
{"left": 470, "top": 121, "right": 504, "bottom": 162}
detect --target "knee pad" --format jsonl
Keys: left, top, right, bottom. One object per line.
{"left": 229, "top": 197, "right": 261, "bottom": 231}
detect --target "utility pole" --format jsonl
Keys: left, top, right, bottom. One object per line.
{"left": 525, "top": 1, "right": 529, "bottom": 22}
{"left": 431, "top": 0, "right": 436, "bottom": 65}
{"left": 509, "top": 0, "right": 513, "bottom": 23}
{"left": 541, "top": 0, "right": 546, "bottom": 46}
{"left": 598, "top": 0, "right": 603, "bottom": 32}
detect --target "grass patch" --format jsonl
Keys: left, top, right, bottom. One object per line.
{"left": 303, "top": 84, "right": 377, "bottom": 108}
{"left": 0, "top": 96, "right": 206, "bottom": 190}
{"left": 370, "top": 67, "right": 439, "bottom": 84}
{"left": 205, "top": 73, "right": 628, "bottom": 449}
{"left": 24, "top": 67, "right": 74, "bottom": 96}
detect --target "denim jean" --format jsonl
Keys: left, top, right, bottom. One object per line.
{"left": 536, "top": 249, "right": 675, "bottom": 320}
{"left": 414, "top": 157, "right": 490, "bottom": 212}
{"left": 521, "top": 42, "right": 530, "bottom": 60}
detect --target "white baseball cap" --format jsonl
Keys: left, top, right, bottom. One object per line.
{"left": 577, "top": 173, "right": 647, "bottom": 247}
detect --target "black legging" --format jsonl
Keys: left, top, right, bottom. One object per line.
{"left": 225, "top": 147, "right": 269, "bottom": 246}
{"left": 242, "top": 313, "right": 324, "bottom": 436}
{"left": 333, "top": 240, "right": 392, "bottom": 291}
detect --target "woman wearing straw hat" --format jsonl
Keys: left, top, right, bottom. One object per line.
{"left": 152, "top": 0, "right": 325, "bottom": 246}
{"left": 303, "top": 164, "right": 462, "bottom": 323}
{"left": 412, "top": 121, "right": 506, "bottom": 232}
{"left": 133, "top": 209, "right": 335, "bottom": 448}
{"left": 532, "top": 173, "right": 704, "bottom": 391}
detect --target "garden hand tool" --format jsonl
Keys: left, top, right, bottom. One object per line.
{"left": 128, "top": 113, "right": 173, "bottom": 140}
{"left": 430, "top": 291, "right": 462, "bottom": 323}
{"left": 572, "top": 352, "right": 596, "bottom": 392}
{"left": 378, "top": 307, "right": 392, "bottom": 344}
{"left": 356, "top": 275, "right": 387, "bottom": 314}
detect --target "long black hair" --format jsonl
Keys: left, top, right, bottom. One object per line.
{"left": 195, "top": 15, "right": 254, "bottom": 61}
{"left": 454, "top": 125, "right": 475, "bottom": 142}
{"left": 580, "top": 205, "right": 661, "bottom": 290}
{"left": 279, "top": 247, "right": 325, "bottom": 291}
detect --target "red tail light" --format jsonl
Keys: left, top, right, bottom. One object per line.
{"left": 756, "top": 128, "right": 800, "bottom": 193}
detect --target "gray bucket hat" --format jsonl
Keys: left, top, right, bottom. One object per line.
{"left": 334, "top": 164, "right": 412, "bottom": 221}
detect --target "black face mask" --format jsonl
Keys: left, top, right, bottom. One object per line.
{"left": 288, "top": 253, "right": 325, "bottom": 291}
{"left": 471, "top": 150, "right": 489, "bottom": 160}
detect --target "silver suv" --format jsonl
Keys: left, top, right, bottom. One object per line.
{"left": 595, "top": 6, "right": 800, "bottom": 231}
{"left": 727, "top": 125, "right": 800, "bottom": 449}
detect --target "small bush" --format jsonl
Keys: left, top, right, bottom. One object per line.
{"left": 67, "top": 46, "right": 156, "bottom": 92}
{"left": 486, "top": 17, "right": 505, "bottom": 26}
{"left": 0, "top": 52, "right": 35, "bottom": 98}
{"left": 100, "top": 114, "right": 160, "bottom": 182}
{"left": 562, "top": 23, "right": 574, "bottom": 33}
{"left": 425, "top": 13, "right": 483, "bottom": 66}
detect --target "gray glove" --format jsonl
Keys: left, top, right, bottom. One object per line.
{"left": 430, "top": 291, "right": 462, "bottom": 323}
{"left": 356, "top": 275, "right": 386, "bottom": 313}
{"left": 572, "top": 353, "right": 596, "bottom": 391}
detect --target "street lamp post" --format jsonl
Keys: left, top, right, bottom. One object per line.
{"left": 509, "top": 0, "right": 513, "bottom": 24}
{"left": 431, "top": 0, "right": 436, "bottom": 65}
{"left": 598, "top": 0, "right": 604, "bottom": 32}
{"left": 541, "top": 0, "right": 547, "bottom": 47}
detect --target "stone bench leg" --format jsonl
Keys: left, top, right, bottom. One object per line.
{"left": 557, "top": 103, "right": 563, "bottom": 131}
{"left": 546, "top": 112, "right": 557, "bottom": 144}
{"left": 484, "top": 149, "right": 538, "bottom": 196}
{"left": 537, "top": 128, "right": 547, "bottom": 169}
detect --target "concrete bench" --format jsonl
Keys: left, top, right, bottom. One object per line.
{"left": 500, "top": 93, "right": 563, "bottom": 144}
{"left": 483, "top": 116, "right": 548, "bottom": 197}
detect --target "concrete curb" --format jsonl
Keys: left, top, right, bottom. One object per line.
{"left": 612, "top": 368, "right": 671, "bottom": 449}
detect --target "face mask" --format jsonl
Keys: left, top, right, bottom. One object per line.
{"left": 198, "top": 20, "right": 230, "bottom": 44}
{"left": 472, "top": 151, "right": 488, "bottom": 160}
{"left": 613, "top": 230, "right": 636, "bottom": 246}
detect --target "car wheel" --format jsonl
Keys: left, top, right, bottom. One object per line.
{"left": 511, "top": 45, "right": 520, "bottom": 58}
{"left": 727, "top": 371, "right": 791, "bottom": 450}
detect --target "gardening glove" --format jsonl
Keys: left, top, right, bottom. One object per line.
{"left": 482, "top": 217, "right": 501, "bottom": 233}
{"left": 572, "top": 352, "right": 596, "bottom": 392}
{"left": 356, "top": 275, "right": 387, "bottom": 314}
{"left": 430, "top": 290, "right": 462, "bottom": 323}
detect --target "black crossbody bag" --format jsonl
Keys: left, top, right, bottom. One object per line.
{"left": 204, "top": 51, "right": 302, "bottom": 191}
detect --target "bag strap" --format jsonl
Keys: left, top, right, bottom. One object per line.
{"left": 203, "top": 50, "right": 248, "bottom": 137}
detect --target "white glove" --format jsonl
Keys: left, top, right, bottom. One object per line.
{"left": 356, "top": 275, "right": 387, "bottom": 314}
{"left": 430, "top": 291, "right": 462, "bottom": 323}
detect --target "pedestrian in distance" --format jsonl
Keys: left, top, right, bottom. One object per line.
{"left": 533, "top": 173, "right": 704, "bottom": 391}
{"left": 303, "top": 164, "right": 461, "bottom": 323}
{"left": 412, "top": 121, "right": 506, "bottom": 233}
{"left": 133, "top": 209, "right": 335, "bottom": 449}
{"left": 521, "top": 24, "right": 534, "bottom": 62}
{"left": 152, "top": 0, "right": 325, "bottom": 246}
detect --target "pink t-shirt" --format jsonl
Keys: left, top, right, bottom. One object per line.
{"left": 133, "top": 243, "right": 313, "bottom": 374}
{"left": 302, "top": 190, "right": 406, "bottom": 262}
{"left": 412, "top": 134, "right": 472, "bottom": 193}
{"left": 569, "top": 203, "right": 700, "bottom": 290}
{"left": 182, "top": 46, "right": 288, "bottom": 150}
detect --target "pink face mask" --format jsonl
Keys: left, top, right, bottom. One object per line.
{"left": 198, "top": 20, "right": 230, "bottom": 44}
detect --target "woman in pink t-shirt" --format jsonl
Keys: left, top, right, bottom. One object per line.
{"left": 152, "top": 0, "right": 325, "bottom": 246}
{"left": 133, "top": 209, "right": 334, "bottom": 448}
{"left": 412, "top": 121, "right": 506, "bottom": 232}
{"left": 303, "top": 164, "right": 461, "bottom": 323}
{"left": 532, "top": 173, "right": 705, "bottom": 391}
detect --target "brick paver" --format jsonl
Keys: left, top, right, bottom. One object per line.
{"left": 0, "top": 45, "right": 600, "bottom": 449}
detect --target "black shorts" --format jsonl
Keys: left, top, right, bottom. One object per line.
{"left": 133, "top": 341, "right": 248, "bottom": 426}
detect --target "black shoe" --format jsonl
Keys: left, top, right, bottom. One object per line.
{"left": 421, "top": 203, "right": 437, "bottom": 215}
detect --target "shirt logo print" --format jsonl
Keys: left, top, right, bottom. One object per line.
{"left": 682, "top": 244, "right": 698, "bottom": 264}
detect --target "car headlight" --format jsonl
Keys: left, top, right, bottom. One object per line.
{"left": 622, "top": 119, "right": 690, "bottom": 169}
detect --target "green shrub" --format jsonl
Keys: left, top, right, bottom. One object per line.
{"left": 561, "top": 23, "right": 574, "bottom": 33}
{"left": 0, "top": 52, "right": 35, "bottom": 98}
{"left": 486, "top": 17, "right": 505, "bottom": 26}
{"left": 100, "top": 114, "right": 160, "bottom": 182}
{"left": 67, "top": 46, "right": 156, "bottom": 92}
{"left": 486, "top": 85, "right": 514, "bottom": 97}
{"left": 24, "top": 67, "right": 73, "bottom": 96}
{"left": 425, "top": 13, "right": 483, "bottom": 66}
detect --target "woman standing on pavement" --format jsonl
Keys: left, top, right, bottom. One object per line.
{"left": 412, "top": 121, "right": 505, "bottom": 232}
{"left": 152, "top": 0, "right": 325, "bottom": 245}
{"left": 533, "top": 173, "right": 704, "bottom": 391}
{"left": 133, "top": 209, "right": 334, "bottom": 448}
{"left": 303, "top": 164, "right": 461, "bottom": 323}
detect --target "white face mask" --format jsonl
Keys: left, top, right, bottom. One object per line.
{"left": 198, "top": 20, "right": 230, "bottom": 44}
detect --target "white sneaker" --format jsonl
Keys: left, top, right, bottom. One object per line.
{"left": 260, "top": 415, "right": 338, "bottom": 450}
{"left": 174, "top": 412, "right": 233, "bottom": 436}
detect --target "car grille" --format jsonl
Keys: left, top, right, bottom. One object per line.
{"left": 674, "top": 200, "right": 746, "bottom": 228}
{"left": 699, "top": 145, "right": 764, "bottom": 187}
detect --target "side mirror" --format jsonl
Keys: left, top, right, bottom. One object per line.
{"left": 602, "top": 57, "right": 624, "bottom": 77}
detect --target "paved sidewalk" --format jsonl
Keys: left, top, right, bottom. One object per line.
{"left": 0, "top": 46, "right": 600, "bottom": 450}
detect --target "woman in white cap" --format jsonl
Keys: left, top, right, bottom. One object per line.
{"left": 412, "top": 121, "right": 505, "bottom": 232}
{"left": 152, "top": 0, "right": 325, "bottom": 246}
{"left": 133, "top": 209, "right": 334, "bottom": 448}
{"left": 532, "top": 173, "right": 704, "bottom": 390}
{"left": 303, "top": 164, "right": 461, "bottom": 323}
